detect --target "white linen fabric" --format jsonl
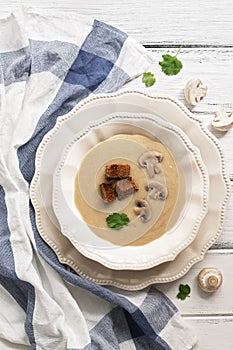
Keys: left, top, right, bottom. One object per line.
{"left": 0, "top": 8, "right": 197, "bottom": 350}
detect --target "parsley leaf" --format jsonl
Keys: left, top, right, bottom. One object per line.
{"left": 159, "top": 46, "right": 183, "bottom": 76}
{"left": 142, "top": 72, "right": 156, "bottom": 87}
{"left": 176, "top": 283, "right": 191, "bottom": 300}
{"left": 106, "top": 213, "right": 130, "bottom": 230}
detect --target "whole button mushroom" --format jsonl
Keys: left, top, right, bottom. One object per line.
{"left": 184, "top": 79, "right": 208, "bottom": 106}
{"left": 198, "top": 267, "right": 223, "bottom": 292}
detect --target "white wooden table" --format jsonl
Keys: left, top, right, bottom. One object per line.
{"left": 2, "top": 1, "right": 233, "bottom": 348}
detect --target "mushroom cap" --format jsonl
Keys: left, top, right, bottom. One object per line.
{"left": 198, "top": 267, "right": 223, "bottom": 292}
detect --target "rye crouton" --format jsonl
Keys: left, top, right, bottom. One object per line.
{"left": 99, "top": 182, "right": 116, "bottom": 202}
{"left": 105, "top": 164, "right": 130, "bottom": 179}
{"left": 128, "top": 177, "right": 139, "bottom": 192}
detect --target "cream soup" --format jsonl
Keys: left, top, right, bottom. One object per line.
{"left": 74, "top": 134, "right": 184, "bottom": 246}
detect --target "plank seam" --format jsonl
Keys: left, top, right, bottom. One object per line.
{"left": 183, "top": 314, "right": 233, "bottom": 319}
{"left": 143, "top": 44, "right": 233, "bottom": 48}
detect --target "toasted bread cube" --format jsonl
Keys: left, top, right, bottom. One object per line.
{"left": 100, "top": 182, "right": 116, "bottom": 202}
{"left": 105, "top": 164, "right": 130, "bottom": 179}
{"left": 128, "top": 177, "right": 139, "bottom": 192}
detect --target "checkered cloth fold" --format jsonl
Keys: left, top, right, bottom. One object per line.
{"left": 0, "top": 8, "right": 197, "bottom": 350}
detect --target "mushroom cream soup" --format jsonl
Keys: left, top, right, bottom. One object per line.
{"left": 74, "top": 134, "right": 184, "bottom": 246}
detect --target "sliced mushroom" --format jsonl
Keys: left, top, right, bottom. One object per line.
{"left": 146, "top": 182, "right": 168, "bottom": 200}
{"left": 184, "top": 79, "right": 208, "bottom": 106}
{"left": 211, "top": 109, "right": 233, "bottom": 132}
{"left": 138, "top": 151, "right": 163, "bottom": 178}
{"left": 134, "top": 199, "right": 151, "bottom": 223}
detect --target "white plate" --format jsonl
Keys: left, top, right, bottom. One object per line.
{"left": 52, "top": 112, "right": 208, "bottom": 270}
{"left": 30, "top": 91, "right": 231, "bottom": 289}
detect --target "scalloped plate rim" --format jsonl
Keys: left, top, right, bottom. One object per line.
{"left": 30, "top": 90, "right": 231, "bottom": 289}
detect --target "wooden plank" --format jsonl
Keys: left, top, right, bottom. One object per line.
{"left": 1, "top": 1, "right": 233, "bottom": 46}
{"left": 126, "top": 48, "right": 233, "bottom": 113}
{"left": 186, "top": 317, "right": 233, "bottom": 349}
{"left": 212, "top": 185, "right": 233, "bottom": 249}
{"left": 157, "top": 250, "right": 233, "bottom": 315}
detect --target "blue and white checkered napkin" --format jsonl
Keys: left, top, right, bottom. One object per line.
{"left": 0, "top": 8, "right": 197, "bottom": 349}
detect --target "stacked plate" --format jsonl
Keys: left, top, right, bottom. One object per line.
{"left": 30, "top": 90, "right": 231, "bottom": 290}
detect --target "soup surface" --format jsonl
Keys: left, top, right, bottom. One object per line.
{"left": 74, "top": 134, "right": 184, "bottom": 246}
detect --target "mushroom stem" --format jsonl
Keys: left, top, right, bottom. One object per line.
{"left": 147, "top": 159, "right": 160, "bottom": 178}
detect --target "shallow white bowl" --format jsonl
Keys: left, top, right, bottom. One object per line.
{"left": 52, "top": 112, "right": 209, "bottom": 270}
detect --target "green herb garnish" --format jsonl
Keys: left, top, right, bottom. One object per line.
{"left": 159, "top": 46, "right": 183, "bottom": 76}
{"left": 106, "top": 213, "right": 130, "bottom": 230}
{"left": 142, "top": 72, "right": 156, "bottom": 87}
{"left": 176, "top": 284, "right": 191, "bottom": 300}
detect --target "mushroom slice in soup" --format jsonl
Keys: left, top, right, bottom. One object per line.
{"left": 138, "top": 151, "right": 163, "bottom": 178}
{"left": 146, "top": 181, "right": 168, "bottom": 200}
